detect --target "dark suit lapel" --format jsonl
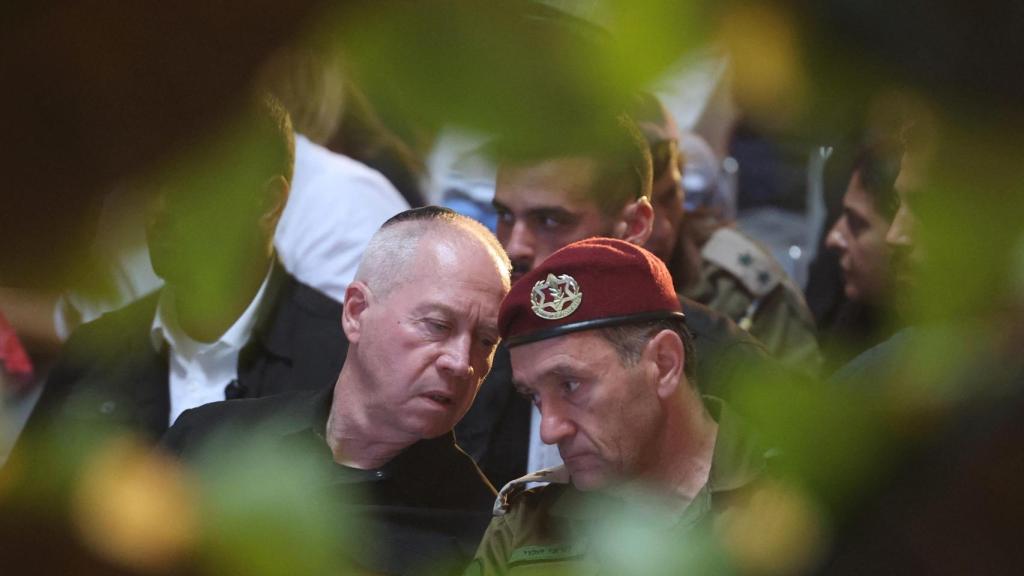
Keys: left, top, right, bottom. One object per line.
{"left": 250, "top": 261, "right": 292, "bottom": 356}
{"left": 132, "top": 343, "right": 171, "bottom": 440}
{"left": 238, "top": 262, "right": 293, "bottom": 398}
{"left": 122, "top": 293, "right": 171, "bottom": 440}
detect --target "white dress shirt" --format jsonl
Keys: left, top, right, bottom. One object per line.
{"left": 151, "top": 269, "right": 272, "bottom": 426}
{"left": 274, "top": 135, "right": 409, "bottom": 302}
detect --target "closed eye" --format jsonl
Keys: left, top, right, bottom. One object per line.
{"left": 422, "top": 318, "right": 451, "bottom": 337}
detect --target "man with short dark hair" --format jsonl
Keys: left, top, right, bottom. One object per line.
{"left": 830, "top": 129, "right": 927, "bottom": 386}
{"left": 631, "top": 93, "right": 821, "bottom": 372}
{"left": 818, "top": 138, "right": 903, "bottom": 369}
{"left": 491, "top": 116, "right": 654, "bottom": 286}
{"left": 466, "top": 239, "right": 768, "bottom": 575}
{"left": 163, "top": 206, "right": 512, "bottom": 574}
{"left": 826, "top": 139, "right": 902, "bottom": 306}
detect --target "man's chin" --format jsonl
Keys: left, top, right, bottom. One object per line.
{"left": 403, "top": 411, "right": 459, "bottom": 441}
{"left": 567, "top": 465, "right": 610, "bottom": 492}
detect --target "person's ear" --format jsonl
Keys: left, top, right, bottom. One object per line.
{"left": 643, "top": 329, "right": 685, "bottom": 400}
{"left": 614, "top": 197, "right": 654, "bottom": 246}
{"left": 259, "top": 175, "right": 290, "bottom": 239}
{"left": 341, "top": 281, "right": 373, "bottom": 342}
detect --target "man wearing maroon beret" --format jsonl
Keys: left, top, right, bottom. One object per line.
{"left": 456, "top": 115, "right": 780, "bottom": 492}
{"left": 465, "top": 238, "right": 769, "bottom": 575}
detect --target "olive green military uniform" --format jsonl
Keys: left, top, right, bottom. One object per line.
{"left": 465, "top": 398, "right": 768, "bottom": 576}
{"left": 683, "top": 228, "right": 822, "bottom": 374}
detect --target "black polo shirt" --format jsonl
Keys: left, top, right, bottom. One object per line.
{"left": 162, "top": 386, "right": 496, "bottom": 575}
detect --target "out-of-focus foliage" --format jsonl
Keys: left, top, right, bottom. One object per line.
{"left": 3, "top": 0, "right": 1023, "bottom": 574}
{"left": 1, "top": 0, "right": 319, "bottom": 285}
{"left": 318, "top": 1, "right": 711, "bottom": 151}
{"left": 71, "top": 437, "right": 199, "bottom": 573}
{"left": 187, "top": 424, "right": 353, "bottom": 576}
{"left": 1, "top": 417, "right": 353, "bottom": 575}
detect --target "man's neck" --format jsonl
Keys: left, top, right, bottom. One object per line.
{"left": 171, "top": 258, "right": 272, "bottom": 343}
{"left": 324, "top": 373, "right": 416, "bottom": 470}
{"left": 630, "top": 396, "right": 719, "bottom": 503}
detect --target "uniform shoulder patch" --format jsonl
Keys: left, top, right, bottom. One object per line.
{"left": 493, "top": 465, "right": 570, "bottom": 516}
{"left": 702, "top": 228, "right": 782, "bottom": 297}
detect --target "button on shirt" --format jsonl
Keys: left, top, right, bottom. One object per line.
{"left": 151, "top": 269, "right": 272, "bottom": 426}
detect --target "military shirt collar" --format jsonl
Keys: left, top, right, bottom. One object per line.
{"left": 546, "top": 396, "right": 767, "bottom": 525}
{"left": 275, "top": 388, "right": 465, "bottom": 490}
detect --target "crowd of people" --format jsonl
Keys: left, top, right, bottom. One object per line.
{"left": 2, "top": 2, "right": 1022, "bottom": 575}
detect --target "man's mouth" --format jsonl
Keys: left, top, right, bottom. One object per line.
{"left": 423, "top": 392, "right": 454, "bottom": 406}
{"left": 560, "top": 450, "right": 595, "bottom": 466}
{"left": 563, "top": 456, "right": 602, "bottom": 477}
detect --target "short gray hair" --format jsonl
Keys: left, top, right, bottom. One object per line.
{"left": 599, "top": 317, "right": 697, "bottom": 384}
{"left": 355, "top": 206, "right": 511, "bottom": 297}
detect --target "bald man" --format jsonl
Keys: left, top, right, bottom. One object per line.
{"left": 162, "top": 206, "right": 512, "bottom": 575}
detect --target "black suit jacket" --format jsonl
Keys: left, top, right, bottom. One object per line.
{"left": 19, "top": 265, "right": 348, "bottom": 444}
{"left": 455, "top": 295, "right": 780, "bottom": 490}
{"left": 162, "top": 387, "right": 496, "bottom": 575}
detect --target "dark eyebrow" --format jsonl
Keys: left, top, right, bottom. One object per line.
{"left": 491, "top": 198, "right": 578, "bottom": 223}
{"left": 524, "top": 207, "right": 581, "bottom": 225}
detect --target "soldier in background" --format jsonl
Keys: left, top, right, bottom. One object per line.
{"left": 633, "top": 93, "right": 822, "bottom": 374}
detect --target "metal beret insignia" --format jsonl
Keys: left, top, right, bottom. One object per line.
{"left": 530, "top": 273, "right": 582, "bottom": 320}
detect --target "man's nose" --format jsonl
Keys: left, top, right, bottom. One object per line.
{"left": 437, "top": 333, "right": 474, "bottom": 381}
{"left": 826, "top": 220, "right": 847, "bottom": 251}
{"left": 504, "top": 221, "right": 535, "bottom": 263}
{"left": 539, "top": 398, "right": 576, "bottom": 446}
{"left": 886, "top": 205, "right": 915, "bottom": 248}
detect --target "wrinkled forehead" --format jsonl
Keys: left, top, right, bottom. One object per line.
{"left": 508, "top": 329, "right": 612, "bottom": 383}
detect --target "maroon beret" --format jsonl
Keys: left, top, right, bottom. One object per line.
{"left": 499, "top": 238, "right": 684, "bottom": 347}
